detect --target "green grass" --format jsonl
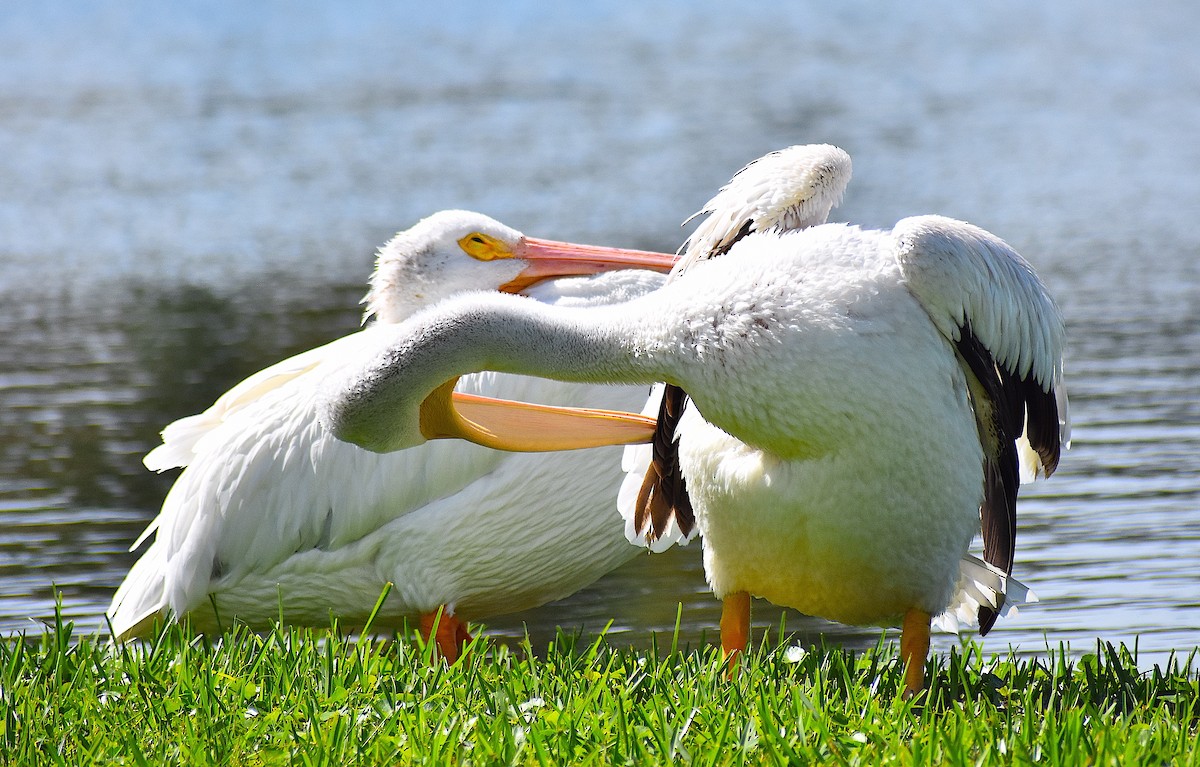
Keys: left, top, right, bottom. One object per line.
{"left": 2, "top": 610, "right": 1198, "bottom": 765}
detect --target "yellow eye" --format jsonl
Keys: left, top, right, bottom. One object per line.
{"left": 458, "top": 233, "right": 514, "bottom": 262}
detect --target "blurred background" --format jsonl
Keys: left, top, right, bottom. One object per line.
{"left": 1, "top": 1, "right": 1197, "bottom": 666}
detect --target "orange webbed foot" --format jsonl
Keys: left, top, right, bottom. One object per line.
{"left": 418, "top": 607, "right": 473, "bottom": 663}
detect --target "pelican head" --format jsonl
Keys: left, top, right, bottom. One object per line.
{"left": 365, "top": 210, "right": 676, "bottom": 324}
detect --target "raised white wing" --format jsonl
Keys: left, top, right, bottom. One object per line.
{"left": 894, "top": 214, "right": 1069, "bottom": 479}
{"left": 673, "top": 144, "right": 852, "bottom": 274}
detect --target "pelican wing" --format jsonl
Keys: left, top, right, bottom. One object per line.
{"left": 894, "top": 215, "right": 1068, "bottom": 633}
{"left": 143, "top": 342, "right": 336, "bottom": 472}
{"left": 674, "top": 144, "right": 853, "bottom": 274}
{"left": 634, "top": 383, "right": 694, "bottom": 539}
{"left": 110, "top": 326, "right": 514, "bottom": 638}
{"left": 132, "top": 335, "right": 368, "bottom": 551}
{"left": 616, "top": 385, "right": 692, "bottom": 551}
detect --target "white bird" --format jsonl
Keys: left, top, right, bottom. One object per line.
{"left": 320, "top": 208, "right": 1068, "bottom": 698}
{"left": 620, "top": 148, "right": 1056, "bottom": 694}
{"left": 108, "top": 210, "right": 678, "bottom": 658}
{"left": 626, "top": 146, "right": 1046, "bottom": 643}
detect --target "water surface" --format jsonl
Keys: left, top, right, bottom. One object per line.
{"left": 1, "top": 1, "right": 1198, "bottom": 667}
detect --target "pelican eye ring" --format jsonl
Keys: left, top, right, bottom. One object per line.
{"left": 459, "top": 233, "right": 514, "bottom": 261}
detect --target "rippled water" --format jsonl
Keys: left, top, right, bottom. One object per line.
{"left": 1, "top": 1, "right": 1198, "bottom": 667}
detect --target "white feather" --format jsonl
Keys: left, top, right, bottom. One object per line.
{"left": 619, "top": 145, "right": 853, "bottom": 553}
{"left": 934, "top": 555, "right": 1038, "bottom": 634}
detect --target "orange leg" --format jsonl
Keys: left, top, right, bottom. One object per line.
{"left": 900, "top": 608, "right": 932, "bottom": 699}
{"left": 720, "top": 591, "right": 752, "bottom": 676}
{"left": 418, "top": 607, "right": 474, "bottom": 663}
{"left": 454, "top": 618, "right": 473, "bottom": 649}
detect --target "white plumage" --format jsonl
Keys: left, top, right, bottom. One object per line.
{"left": 321, "top": 200, "right": 1068, "bottom": 696}
{"left": 109, "top": 210, "right": 675, "bottom": 651}
{"left": 621, "top": 147, "right": 1054, "bottom": 642}
{"left": 620, "top": 144, "right": 854, "bottom": 553}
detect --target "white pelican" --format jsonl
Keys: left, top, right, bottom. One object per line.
{"left": 623, "top": 147, "right": 1047, "bottom": 667}
{"left": 108, "top": 210, "right": 678, "bottom": 657}
{"left": 319, "top": 209, "right": 1068, "bottom": 697}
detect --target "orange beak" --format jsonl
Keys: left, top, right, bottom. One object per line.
{"left": 499, "top": 237, "right": 678, "bottom": 293}
{"left": 419, "top": 378, "right": 656, "bottom": 452}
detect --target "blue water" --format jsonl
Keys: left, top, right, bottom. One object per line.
{"left": 1, "top": 1, "right": 1198, "bottom": 667}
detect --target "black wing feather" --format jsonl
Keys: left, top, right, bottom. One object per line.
{"left": 634, "top": 384, "right": 695, "bottom": 541}
{"left": 634, "top": 214, "right": 763, "bottom": 542}
{"left": 953, "top": 323, "right": 1061, "bottom": 634}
